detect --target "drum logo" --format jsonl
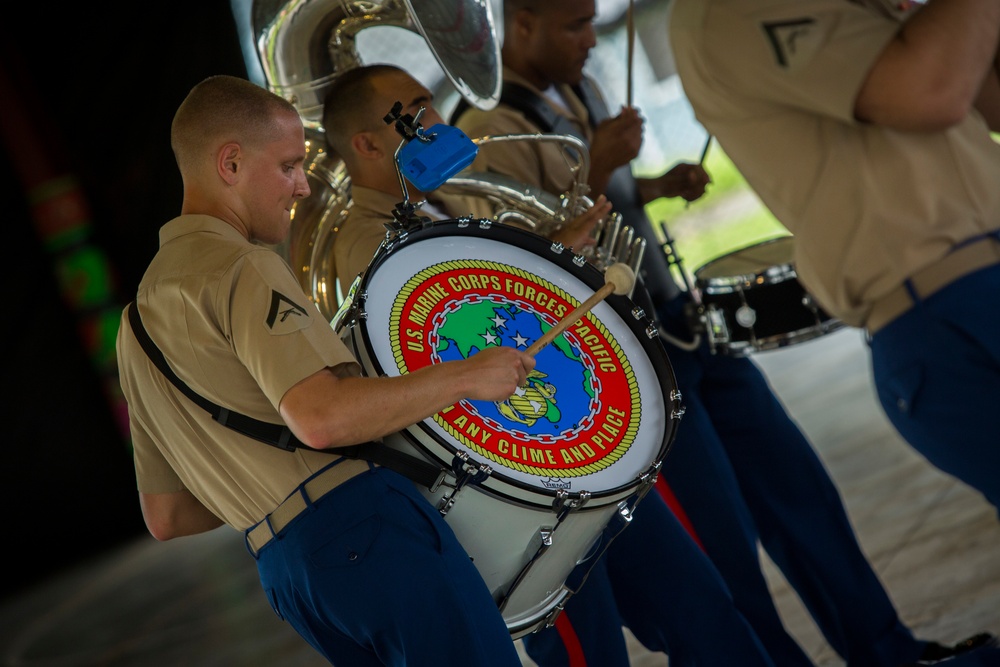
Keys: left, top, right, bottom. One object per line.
{"left": 389, "top": 259, "right": 641, "bottom": 480}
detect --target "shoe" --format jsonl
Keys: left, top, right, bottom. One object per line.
{"left": 911, "top": 633, "right": 999, "bottom": 664}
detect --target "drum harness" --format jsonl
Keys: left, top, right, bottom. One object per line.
{"left": 125, "top": 301, "right": 447, "bottom": 490}
{"left": 128, "top": 298, "right": 645, "bottom": 619}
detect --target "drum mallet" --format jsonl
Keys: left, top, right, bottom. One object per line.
{"left": 526, "top": 263, "right": 636, "bottom": 356}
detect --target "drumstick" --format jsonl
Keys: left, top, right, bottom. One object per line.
{"left": 626, "top": 0, "right": 636, "bottom": 108}
{"left": 698, "top": 134, "right": 712, "bottom": 164}
{"left": 685, "top": 134, "right": 713, "bottom": 210}
{"left": 526, "top": 263, "right": 636, "bottom": 357}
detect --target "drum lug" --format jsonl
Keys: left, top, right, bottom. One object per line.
{"left": 631, "top": 462, "right": 663, "bottom": 508}
{"left": 552, "top": 489, "right": 591, "bottom": 518}
{"left": 670, "top": 388, "right": 686, "bottom": 421}
{"left": 497, "top": 527, "right": 557, "bottom": 615}
{"left": 450, "top": 450, "right": 492, "bottom": 484}
{"left": 540, "top": 598, "right": 568, "bottom": 630}
{"left": 435, "top": 450, "right": 493, "bottom": 516}
{"left": 428, "top": 468, "right": 449, "bottom": 494}
{"left": 330, "top": 276, "right": 368, "bottom": 333}
{"left": 497, "top": 492, "right": 598, "bottom": 617}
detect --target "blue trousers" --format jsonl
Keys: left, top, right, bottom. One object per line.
{"left": 663, "top": 328, "right": 922, "bottom": 667}
{"left": 522, "top": 489, "right": 777, "bottom": 667}
{"left": 250, "top": 464, "right": 522, "bottom": 666}
{"left": 524, "top": 293, "right": 925, "bottom": 667}
{"left": 870, "top": 263, "right": 1000, "bottom": 512}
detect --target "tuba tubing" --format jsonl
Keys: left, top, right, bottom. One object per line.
{"left": 253, "top": 0, "right": 416, "bottom": 129}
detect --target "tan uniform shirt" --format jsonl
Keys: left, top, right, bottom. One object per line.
{"left": 335, "top": 186, "right": 396, "bottom": 297}
{"left": 335, "top": 185, "right": 481, "bottom": 295}
{"left": 117, "top": 215, "right": 362, "bottom": 530}
{"left": 669, "top": 0, "right": 1000, "bottom": 327}
{"left": 455, "top": 67, "right": 595, "bottom": 199}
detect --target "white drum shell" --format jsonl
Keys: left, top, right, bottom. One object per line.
{"left": 341, "top": 219, "right": 679, "bottom": 636}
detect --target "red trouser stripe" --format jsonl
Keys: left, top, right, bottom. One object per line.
{"left": 554, "top": 610, "right": 587, "bottom": 666}
{"left": 548, "top": 476, "right": 706, "bottom": 666}
{"left": 655, "top": 476, "right": 705, "bottom": 551}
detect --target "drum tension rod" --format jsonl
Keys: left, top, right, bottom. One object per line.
{"left": 436, "top": 450, "right": 493, "bottom": 516}
{"left": 498, "top": 489, "right": 593, "bottom": 615}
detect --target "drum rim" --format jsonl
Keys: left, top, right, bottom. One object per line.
{"left": 694, "top": 235, "right": 796, "bottom": 287}
{"left": 351, "top": 217, "right": 680, "bottom": 506}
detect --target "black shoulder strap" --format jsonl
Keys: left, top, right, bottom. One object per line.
{"left": 126, "top": 301, "right": 297, "bottom": 448}
{"left": 571, "top": 78, "right": 609, "bottom": 127}
{"left": 450, "top": 83, "right": 569, "bottom": 136}
{"left": 499, "top": 83, "right": 563, "bottom": 133}
{"left": 125, "top": 302, "right": 444, "bottom": 488}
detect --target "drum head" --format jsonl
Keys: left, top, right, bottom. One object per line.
{"left": 350, "top": 219, "right": 678, "bottom": 505}
{"left": 696, "top": 235, "right": 796, "bottom": 288}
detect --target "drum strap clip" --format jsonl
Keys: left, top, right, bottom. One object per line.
{"left": 126, "top": 302, "right": 446, "bottom": 489}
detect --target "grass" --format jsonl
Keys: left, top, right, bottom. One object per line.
{"left": 638, "top": 144, "right": 791, "bottom": 286}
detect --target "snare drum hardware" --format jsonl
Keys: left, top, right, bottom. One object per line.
{"left": 692, "top": 236, "right": 845, "bottom": 356}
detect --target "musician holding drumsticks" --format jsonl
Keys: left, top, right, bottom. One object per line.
{"left": 669, "top": 0, "right": 1000, "bottom": 515}
{"left": 115, "top": 74, "right": 537, "bottom": 667}
{"left": 324, "top": 63, "right": 791, "bottom": 667}
{"left": 450, "top": 1, "right": 995, "bottom": 665}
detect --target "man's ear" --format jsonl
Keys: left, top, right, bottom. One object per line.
{"left": 351, "top": 131, "right": 384, "bottom": 161}
{"left": 512, "top": 7, "right": 536, "bottom": 38}
{"left": 218, "top": 143, "right": 241, "bottom": 184}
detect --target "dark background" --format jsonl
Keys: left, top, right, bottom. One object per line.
{"left": 1, "top": 2, "right": 250, "bottom": 600}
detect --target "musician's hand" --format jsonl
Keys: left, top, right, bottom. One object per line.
{"left": 460, "top": 346, "right": 536, "bottom": 401}
{"left": 549, "top": 195, "right": 612, "bottom": 251}
{"left": 591, "top": 107, "right": 644, "bottom": 172}
{"left": 639, "top": 163, "right": 711, "bottom": 204}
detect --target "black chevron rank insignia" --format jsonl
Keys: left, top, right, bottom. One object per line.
{"left": 266, "top": 290, "right": 310, "bottom": 331}
{"left": 763, "top": 18, "right": 817, "bottom": 68}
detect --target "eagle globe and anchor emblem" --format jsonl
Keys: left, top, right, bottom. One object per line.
{"left": 388, "top": 257, "right": 643, "bottom": 490}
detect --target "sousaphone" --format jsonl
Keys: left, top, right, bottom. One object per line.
{"left": 238, "top": 0, "right": 502, "bottom": 318}
{"left": 238, "top": 0, "right": 641, "bottom": 320}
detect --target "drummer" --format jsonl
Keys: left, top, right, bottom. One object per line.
{"left": 115, "top": 73, "right": 537, "bottom": 667}
{"left": 323, "top": 62, "right": 783, "bottom": 666}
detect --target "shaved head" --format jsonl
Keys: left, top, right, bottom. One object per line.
{"left": 321, "top": 64, "right": 407, "bottom": 163}
{"left": 171, "top": 75, "right": 298, "bottom": 177}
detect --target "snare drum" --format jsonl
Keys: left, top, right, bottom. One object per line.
{"left": 338, "top": 218, "right": 681, "bottom": 638}
{"left": 694, "top": 236, "right": 844, "bottom": 356}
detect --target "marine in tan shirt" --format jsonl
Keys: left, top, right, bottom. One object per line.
{"left": 116, "top": 73, "right": 533, "bottom": 667}
{"left": 670, "top": 0, "right": 1000, "bottom": 516}
{"left": 669, "top": 0, "right": 1000, "bottom": 329}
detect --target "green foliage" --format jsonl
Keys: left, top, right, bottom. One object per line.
{"left": 641, "top": 143, "right": 789, "bottom": 281}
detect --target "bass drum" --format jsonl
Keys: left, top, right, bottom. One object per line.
{"left": 338, "top": 218, "right": 682, "bottom": 638}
